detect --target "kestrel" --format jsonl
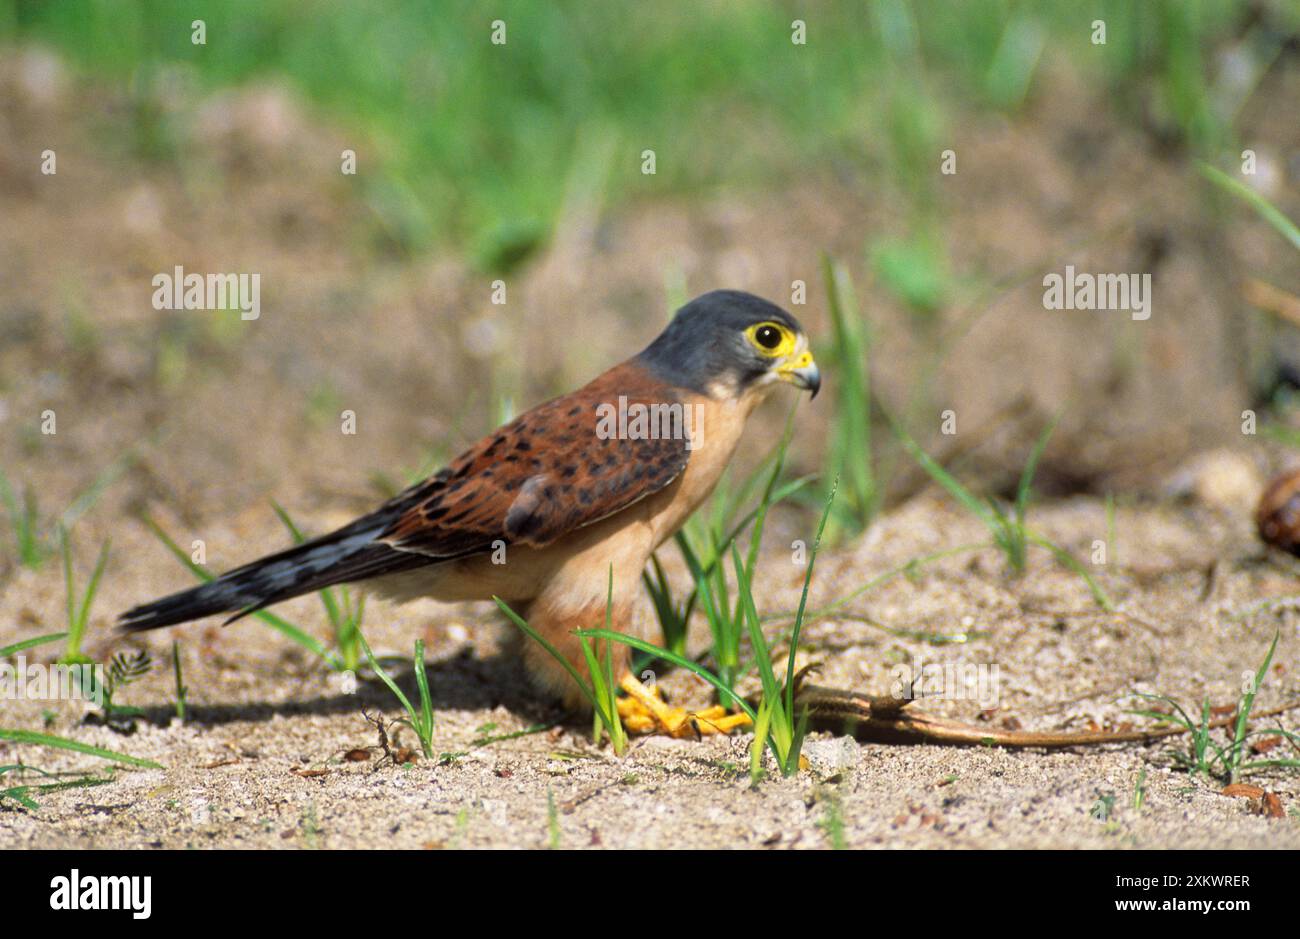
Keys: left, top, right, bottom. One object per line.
{"left": 120, "top": 290, "right": 821, "bottom": 736}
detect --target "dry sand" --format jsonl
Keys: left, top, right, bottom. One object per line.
{"left": 3, "top": 491, "right": 1299, "bottom": 850}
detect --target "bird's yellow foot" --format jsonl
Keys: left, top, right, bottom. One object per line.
{"left": 616, "top": 673, "right": 752, "bottom": 738}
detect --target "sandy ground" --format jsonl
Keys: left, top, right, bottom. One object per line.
{"left": 3, "top": 487, "right": 1300, "bottom": 850}
{"left": 3, "top": 47, "right": 1300, "bottom": 849}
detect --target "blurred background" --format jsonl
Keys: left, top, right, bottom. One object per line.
{"left": 1, "top": 0, "right": 1299, "bottom": 562}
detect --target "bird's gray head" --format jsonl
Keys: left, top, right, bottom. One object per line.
{"left": 636, "top": 290, "right": 820, "bottom": 400}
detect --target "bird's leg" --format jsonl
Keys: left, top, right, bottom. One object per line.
{"left": 518, "top": 576, "right": 751, "bottom": 738}
{"left": 616, "top": 672, "right": 752, "bottom": 738}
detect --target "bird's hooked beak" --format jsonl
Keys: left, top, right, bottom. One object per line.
{"left": 777, "top": 348, "right": 821, "bottom": 398}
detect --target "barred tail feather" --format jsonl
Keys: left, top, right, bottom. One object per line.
{"left": 118, "top": 523, "right": 431, "bottom": 633}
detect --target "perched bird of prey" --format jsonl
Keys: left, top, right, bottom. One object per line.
{"left": 120, "top": 290, "right": 820, "bottom": 736}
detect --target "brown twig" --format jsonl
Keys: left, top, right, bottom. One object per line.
{"left": 1244, "top": 278, "right": 1300, "bottom": 328}
{"left": 788, "top": 678, "right": 1300, "bottom": 749}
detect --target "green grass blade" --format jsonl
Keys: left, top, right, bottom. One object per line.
{"left": 821, "top": 253, "right": 875, "bottom": 533}
{"left": 1, "top": 786, "right": 41, "bottom": 809}
{"left": 140, "top": 514, "right": 210, "bottom": 579}
{"left": 775, "top": 542, "right": 985, "bottom": 628}
{"left": 576, "top": 635, "right": 623, "bottom": 753}
{"left": 269, "top": 500, "right": 305, "bottom": 542}
{"left": 60, "top": 525, "right": 75, "bottom": 643}
{"left": 494, "top": 597, "right": 597, "bottom": 712}
{"left": 0, "top": 632, "right": 68, "bottom": 658}
{"left": 600, "top": 567, "right": 626, "bottom": 753}
{"left": 1027, "top": 532, "right": 1114, "bottom": 611}
{"left": 272, "top": 501, "right": 346, "bottom": 630}
{"left": 4, "top": 774, "right": 112, "bottom": 809}
{"left": 501, "top": 573, "right": 622, "bottom": 754}
{"left": 643, "top": 552, "right": 686, "bottom": 655}
{"left": 786, "top": 480, "right": 838, "bottom": 717}
{"left": 730, "top": 542, "right": 781, "bottom": 705}
{"left": 750, "top": 696, "right": 773, "bottom": 782}
{"left": 74, "top": 539, "right": 111, "bottom": 641}
{"left": 172, "top": 640, "right": 187, "bottom": 722}
{"left": 1015, "top": 415, "right": 1059, "bottom": 525}
{"left": 0, "top": 469, "right": 44, "bottom": 567}
{"left": 1230, "top": 631, "right": 1280, "bottom": 782}
{"left": 1199, "top": 162, "right": 1300, "bottom": 252}
{"left": 413, "top": 638, "right": 434, "bottom": 741}
{"left": 58, "top": 451, "right": 137, "bottom": 533}
{"left": 730, "top": 541, "right": 795, "bottom": 767}
{"left": 578, "top": 637, "right": 605, "bottom": 742}
{"left": 0, "top": 729, "right": 161, "bottom": 769}
{"left": 247, "top": 612, "right": 336, "bottom": 667}
{"left": 742, "top": 405, "right": 796, "bottom": 582}
{"left": 357, "top": 630, "right": 421, "bottom": 742}
{"left": 579, "top": 629, "right": 758, "bottom": 725}
{"left": 894, "top": 425, "right": 998, "bottom": 530}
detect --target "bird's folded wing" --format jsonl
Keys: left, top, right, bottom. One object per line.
{"left": 381, "top": 361, "right": 691, "bottom": 556}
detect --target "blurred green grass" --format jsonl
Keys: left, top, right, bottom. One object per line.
{"left": 1, "top": 0, "right": 1271, "bottom": 270}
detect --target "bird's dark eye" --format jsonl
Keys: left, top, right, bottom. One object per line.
{"left": 755, "top": 325, "right": 782, "bottom": 349}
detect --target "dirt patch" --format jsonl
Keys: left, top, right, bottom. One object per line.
{"left": 4, "top": 494, "right": 1300, "bottom": 849}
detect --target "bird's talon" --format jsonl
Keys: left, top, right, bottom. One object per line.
{"left": 617, "top": 674, "right": 752, "bottom": 738}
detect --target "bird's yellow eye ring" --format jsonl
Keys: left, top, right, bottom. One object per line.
{"left": 746, "top": 322, "right": 795, "bottom": 357}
